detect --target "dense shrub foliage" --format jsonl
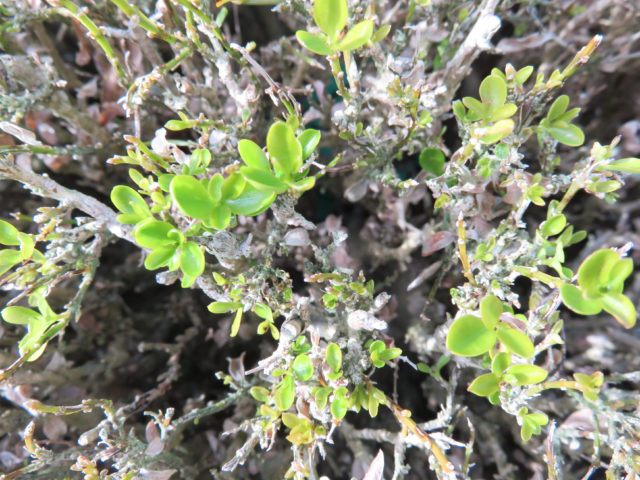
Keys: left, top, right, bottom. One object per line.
{"left": 0, "top": 0, "right": 639, "bottom": 479}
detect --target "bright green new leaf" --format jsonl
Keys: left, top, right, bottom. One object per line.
{"left": 134, "top": 219, "right": 179, "bottom": 249}
{"left": 291, "top": 177, "right": 316, "bottom": 192}
{"left": 111, "top": 185, "right": 150, "bottom": 224}
{"left": 221, "top": 173, "right": 246, "bottom": 200}
{"left": 419, "top": 147, "right": 445, "bottom": 176}
{"left": 230, "top": 308, "right": 243, "bottom": 337}
{"left": 190, "top": 148, "right": 211, "bottom": 170}
{"left": 496, "top": 325, "right": 534, "bottom": 358}
{"left": 491, "top": 352, "right": 512, "bottom": 375}
{"left": 335, "top": 20, "right": 374, "bottom": 51}
{"left": 180, "top": 241, "right": 205, "bottom": 278}
{"left": 479, "top": 119, "right": 515, "bottom": 144}
{"left": 600, "top": 157, "right": 640, "bottom": 174}
{"left": 547, "top": 95, "right": 570, "bottom": 122}
{"left": 297, "top": 129, "right": 321, "bottom": 159}
{"left": 315, "top": 386, "right": 332, "bottom": 410}
{"left": 331, "top": 396, "right": 348, "bottom": 420}
{"left": 144, "top": 245, "right": 177, "bottom": 270}
{"left": 295, "top": 31, "right": 332, "bottom": 55}
{"left": 505, "top": 364, "right": 548, "bottom": 386}
{"left": 170, "top": 175, "right": 215, "bottom": 220}
{"left": 313, "top": 0, "right": 347, "bottom": 41}
{"left": 479, "top": 75, "right": 507, "bottom": 108}
{"left": 208, "top": 174, "right": 224, "bottom": 203}
{"left": 326, "top": 343, "right": 342, "bottom": 372}
{"left": 541, "top": 214, "right": 566, "bottom": 237}
{"left": 0, "top": 249, "right": 22, "bottom": 275}
{"left": 480, "top": 295, "right": 502, "bottom": 330}
{"left": 208, "top": 204, "right": 232, "bottom": 230}
{"left": 560, "top": 283, "right": 602, "bottom": 315}
{"left": 226, "top": 185, "right": 276, "bottom": 216}
{"left": 266, "top": 122, "right": 302, "bottom": 175}
{"left": 547, "top": 124, "right": 584, "bottom": 147}
{"left": 514, "top": 66, "right": 534, "bottom": 85}
{"left": 600, "top": 293, "right": 636, "bottom": 328}
{"left": 446, "top": 315, "right": 497, "bottom": 357}
{"left": 18, "top": 233, "right": 35, "bottom": 260}
{"left": 207, "top": 301, "right": 243, "bottom": 314}
{"left": 0, "top": 219, "right": 20, "bottom": 246}
{"left": 1, "top": 305, "right": 40, "bottom": 325}
{"left": 238, "top": 139, "right": 270, "bottom": 171}
{"left": 241, "top": 167, "right": 289, "bottom": 193}
{"left": 275, "top": 375, "right": 295, "bottom": 411}
{"left": 577, "top": 249, "right": 619, "bottom": 298}
{"left": 587, "top": 180, "right": 621, "bottom": 193}
{"left": 250, "top": 386, "right": 270, "bottom": 403}
{"left": 607, "top": 258, "right": 633, "bottom": 292}
{"left": 293, "top": 354, "right": 314, "bottom": 381}
{"left": 468, "top": 373, "right": 500, "bottom": 397}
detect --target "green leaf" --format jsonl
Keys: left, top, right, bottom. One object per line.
{"left": 587, "top": 180, "right": 621, "bottom": 193}
{"left": 208, "top": 174, "right": 224, "bottom": 203}
{"left": 547, "top": 124, "right": 584, "bottom": 147}
{"left": 290, "top": 177, "right": 316, "bottom": 192}
{"left": 331, "top": 397, "right": 348, "bottom": 420}
{"left": 2, "top": 306, "right": 40, "bottom": 325}
{"left": 190, "top": 148, "right": 211, "bottom": 169}
{"left": 496, "top": 325, "right": 534, "bottom": 358}
{"left": 253, "top": 303, "right": 274, "bottom": 322}
{"left": 491, "top": 352, "right": 512, "bottom": 375}
{"left": 371, "top": 24, "right": 391, "bottom": 44}
{"left": 546, "top": 95, "right": 569, "bottom": 122}
{"left": 144, "top": 245, "right": 177, "bottom": 270}
{"left": 110, "top": 186, "right": 150, "bottom": 223}
{"left": 297, "top": 129, "right": 321, "bottom": 159}
{"left": 207, "top": 301, "right": 243, "bottom": 314}
{"left": 208, "top": 204, "right": 232, "bottom": 230}
{"left": 241, "top": 167, "right": 289, "bottom": 192}
{"left": 600, "top": 293, "right": 636, "bottom": 328}
{"left": 577, "top": 249, "right": 620, "bottom": 298}
{"left": 315, "top": 386, "right": 332, "bottom": 410}
{"left": 238, "top": 139, "right": 270, "bottom": 171}
{"left": 134, "top": 219, "right": 180, "bottom": 249}
{"left": 293, "top": 354, "right": 314, "bottom": 381}
{"left": 0, "top": 220, "right": 20, "bottom": 246}
{"left": 479, "top": 119, "right": 514, "bottom": 144}
{"left": 170, "top": 175, "right": 215, "bottom": 220}
{"left": 541, "top": 214, "right": 566, "bottom": 237}
{"left": 326, "top": 343, "right": 342, "bottom": 372}
{"left": 505, "top": 364, "right": 548, "bottom": 386}
{"left": 461, "top": 97, "right": 485, "bottom": 121}
{"left": 514, "top": 66, "right": 534, "bottom": 85}
{"left": 275, "top": 375, "right": 295, "bottom": 411}
{"left": 313, "top": 0, "right": 347, "bottom": 41}
{"left": 226, "top": 185, "right": 276, "bottom": 216}
{"left": 295, "top": 30, "right": 332, "bottom": 55}
{"left": 560, "top": 283, "right": 602, "bottom": 315}
{"left": 446, "top": 315, "right": 497, "bottom": 357}
{"left": 334, "top": 20, "right": 374, "bottom": 51}
{"left": 600, "top": 157, "right": 640, "bottom": 174}
{"left": 606, "top": 258, "right": 633, "bottom": 291}
{"left": 266, "top": 122, "right": 302, "bottom": 175}
{"left": 180, "top": 241, "right": 204, "bottom": 278}
{"left": 468, "top": 373, "right": 500, "bottom": 397}
{"left": 479, "top": 75, "right": 507, "bottom": 108}
{"left": 0, "top": 249, "right": 22, "bottom": 275}
{"left": 250, "top": 386, "right": 270, "bottom": 403}
{"left": 418, "top": 147, "right": 445, "bottom": 176}
{"left": 230, "top": 308, "right": 243, "bottom": 337}
{"left": 18, "top": 233, "right": 35, "bottom": 260}
{"left": 488, "top": 103, "right": 517, "bottom": 122}
{"left": 480, "top": 295, "right": 502, "bottom": 330}
{"left": 221, "top": 173, "right": 246, "bottom": 200}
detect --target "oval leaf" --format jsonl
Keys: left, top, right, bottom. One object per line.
{"left": 313, "top": 0, "right": 347, "bottom": 40}
{"left": 335, "top": 20, "right": 374, "bottom": 52}
{"left": 144, "top": 245, "right": 177, "bottom": 270}
{"left": 2, "top": 306, "right": 40, "bottom": 325}
{"left": 0, "top": 220, "right": 21, "bottom": 246}
{"left": 560, "top": 283, "right": 602, "bottom": 315}
{"left": 419, "top": 147, "right": 445, "bottom": 176}
{"left": 468, "top": 373, "right": 500, "bottom": 397}
{"left": 577, "top": 249, "right": 619, "bottom": 298}
{"left": 298, "top": 129, "right": 321, "bottom": 159}
{"left": 226, "top": 185, "right": 276, "bottom": 216}
{"left": 506, "top": 364, "right": 548, "bottom": 386}
{"left": 180, "top": 241, "right": 205, "bottom": 278}
{"left": 600, "top": 293, "right": 636, "bottom": 328}
{"left": 293, "top": 354, "right": 314, "bottom": 381}
{"left": 496, "top": 325, "right": 534, "bottom": 358}
{"left": 446, "top": 315, "right": 496, "bottom": 357}
{"left": 170, "top": 175, "right": 214, "bottom": 220}
{"left": 238, "top": 139, "right": 270, "bottom": 171}
{"left": 479, "top": 75, "right": 507, "bottom": 108}
{"left": 295, "top": 31, "right": 332, "bottom": 55}
{"left": 241, "top": 167, "right": 288, "bottom": 192}
{"left": 326, "top": 343, "right": 342, "bottom": 372}
{"left": 480, "top": 295, "right": 502, "bottom": 330}
{"left": 547, "top": 124, "right": 584, "bottom": 147}
{"left": 0, "top": 249, "right": 22, "bottom": 275}
{"left": 134, "top": 219, "right": 179, "bottom": 249}
{"left": 266, "top": 122, "right": 302, "bottom": 175}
